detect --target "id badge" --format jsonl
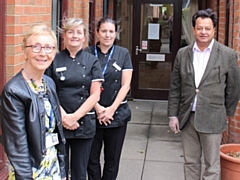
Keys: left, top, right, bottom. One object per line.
{"left": 46, "top": 133, "right": 59, "bottom": 149}
{"left": 56, "top": 67, "right": 67, "bottom": 72}
{"left": 113, "top": 62, "right": 121, "bottom": 71}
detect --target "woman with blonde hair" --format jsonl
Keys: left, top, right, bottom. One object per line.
{"left": 45, "top": 18, "right": 103, "bottom": 180}
{"left": 1, "top": 24, "right": 66, "bottom": 179}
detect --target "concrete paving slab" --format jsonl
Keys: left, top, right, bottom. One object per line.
{"left": 129, "top": 100, "right": 154, "bottom": 112}
{"left": 152, "top": 111, "right": 169, "bottom": 125}
{"left": 149, "top": 125, "right": 182, "bottom": 142}
{"left": 118, "top": 159, "right": 144, "bottom": 180}
{"left": 121, "top": 138, "right": 147, "bottom": 160}
{"left": 146, "top": 141, "right": 184, "bottom": 163}
{"left": 142, "top": 161, "right": 184, "bottom": 180}
{"left": 130, "top": 111, "right": 152, "bottom": 124}
{"left": 125, "top": 124, "right": 150, "bottom": 140}
{"left": 153, "top": 101, "right": 168, "bottom": 111}
{"left": 99, "top": 100, "right": 186, "bottom": 180}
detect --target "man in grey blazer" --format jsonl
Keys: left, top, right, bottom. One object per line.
{"left": 168, "top": 9, "right": 240, "bottom": 180}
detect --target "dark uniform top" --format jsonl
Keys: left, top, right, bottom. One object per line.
{"left": 45, "top": 49, "right": 104, "bottom": 138}
{"left": 85, "top": 43, "right": 133, "bottom": 128}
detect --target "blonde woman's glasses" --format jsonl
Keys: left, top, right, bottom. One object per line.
{"left": 25, "top": 45, "right": 55, "bottom": 54}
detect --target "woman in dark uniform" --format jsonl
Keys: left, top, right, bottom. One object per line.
{"left": 45, "top": 18, "right": 104, "bottom": 180}
{"left": 86, "top": 17, "right": 133, "bottom": 180}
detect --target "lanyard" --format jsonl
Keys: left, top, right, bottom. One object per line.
{"left": 48, "top": 109, "right": 54, "bottom": 129}
{"left": 44, "top": 98, "right": 54, "bottom": 129}
{"left": 94, "top": 45, "right": 115, "bottom": 75}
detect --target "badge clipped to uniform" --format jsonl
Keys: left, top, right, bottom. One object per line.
{"left": 56, "top": 67, "right": 67, "bottom": 81}
{"left": 46, "top": 133, "right": 59, "bottom": 149}
{"left": 113, "top": 62, "right": 121, "bottom": 71}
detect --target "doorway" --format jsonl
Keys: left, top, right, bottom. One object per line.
{"left": 115, "top": 0, "right": 182, "bottom": 100}
{"left": 131, "top": 0, "right": 182, "bottom": 100}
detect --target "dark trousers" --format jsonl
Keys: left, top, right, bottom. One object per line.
{"left": 65, "top": 138, "right": 93, "bottom": 180}
{"left": 87, "top": 123, "right": 127, "bottom": 180}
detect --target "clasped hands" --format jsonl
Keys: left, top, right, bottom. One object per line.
{"left": 62, "top": 113, "right": 79, "bottom": 130}
{"left": 96, "top": 106, "right": 114, "bottom": 126}
{"left": 61, "top": 106, "right": 115, "bottom": 129}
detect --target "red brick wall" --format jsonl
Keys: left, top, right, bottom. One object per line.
{"left": 5, "top": 0, "right": 52, "bottom": 81}
{"left": 108, "top": 0, "right": 114, "bottom": 18}
{"left": 229, "top": 0, "right": 240, "bottom": 143}
{"left": 95, "top": 0, "right": 103, "bottom": 19}
{"left": 207, "top": 0, "right": 240, "bottom": 143}
{"left": 218, "top": 0, "right": 227, "bottom": 45}
{"left": 66, "top": 0, "right": 90, "bottom": 26}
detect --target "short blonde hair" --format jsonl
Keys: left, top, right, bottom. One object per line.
{"left": 22, "top": 24, "right": 58, "bottom": 51}
{"left": 59, "top": 18, "right": 88, "bottom": 42}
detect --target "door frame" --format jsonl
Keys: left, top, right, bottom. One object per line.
{"left": 131, "top": 0, "right": 182, "bottom": 100}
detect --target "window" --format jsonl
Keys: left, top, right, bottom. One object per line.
{"left": 89, "top": 0, "right": 95, "bottom": 45}
{"left": 52, "top": 0, "right": 62, "bottom": 50}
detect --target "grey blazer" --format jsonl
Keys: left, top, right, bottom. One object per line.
{"left": 168, "top": 40, "right": 240, "bottom": 133}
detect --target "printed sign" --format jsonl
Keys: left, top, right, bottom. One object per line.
{"left": 142, "top": 41, "right": 148, "bottom": 50}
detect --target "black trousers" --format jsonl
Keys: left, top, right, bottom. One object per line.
{"left": 65, "top": 138, "right": 93, "bottom": 180}
{"left": 87, "top": 123, "right": 127, "bottom": 180}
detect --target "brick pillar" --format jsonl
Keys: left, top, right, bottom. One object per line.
{"left": 228, "top": 0, "right": 240, "bottom": 143}
{"left": 205, "top": 0, "right": 240, "bottom": 143}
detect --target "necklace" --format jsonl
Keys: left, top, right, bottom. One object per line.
{"left": 23, "top": 68, "right": 46, "bottom": 93}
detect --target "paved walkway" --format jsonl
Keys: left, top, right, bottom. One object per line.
{"left": 117, "top": 100, "right": 184, "bottom": 180}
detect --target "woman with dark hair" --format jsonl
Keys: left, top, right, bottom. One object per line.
{"left": 86, "top": 17, "right": 133, "bottom": 180}
{"left": 45, "top": 18, "right": 103, "bottom": 180}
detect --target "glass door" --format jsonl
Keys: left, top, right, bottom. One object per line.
{"left": 131, "top": 0, "right": 182, "bottom": 100}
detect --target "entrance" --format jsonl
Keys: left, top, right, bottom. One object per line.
{"left": 131, "top": 0, "right": 182, "bottom": 100}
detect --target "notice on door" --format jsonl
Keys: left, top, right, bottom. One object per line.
{"left": 146, "top": 54, "right": 165, "bottom": 61}
{"left": 142, "top": 40, "right": 148, "bottom": 50}
{"left": 148, "top": 23, "right": 160, "bottom": 40}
